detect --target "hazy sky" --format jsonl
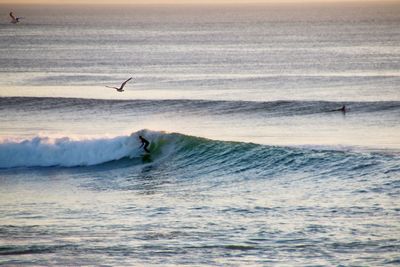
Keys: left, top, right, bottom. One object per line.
{"left": 0, "top": 0, "right": 394, "bottom": 4}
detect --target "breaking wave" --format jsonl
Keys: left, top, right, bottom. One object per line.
{"left": 0, "top": 130, "right": 398, "bottom": 182}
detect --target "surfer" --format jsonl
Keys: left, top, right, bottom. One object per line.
{"left": 329, "top": 105, "right": 347, "bottom": 113}
{"left": 139, "top": 135, "right": 150, "bottom": 153}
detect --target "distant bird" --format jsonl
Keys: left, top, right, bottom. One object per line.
{"left": 106, "top": 77, "right": 132, "bottom": 92}
{"left": 9, "top": 12, "right": 22, "bottom": 24}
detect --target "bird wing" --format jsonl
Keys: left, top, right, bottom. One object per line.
{"left": 9, "top": 12, "right": 16, "bottom": 20}
{"left": 120, "top": 77, "right": 132, "bottom": 89}
{"left": 105, "top": 86, "right": 119, "bottom": 90}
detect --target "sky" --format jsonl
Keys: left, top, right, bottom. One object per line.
{"left": 0, "top": 0, "right": 395, "bottom": 4}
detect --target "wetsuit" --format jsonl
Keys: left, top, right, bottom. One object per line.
{"left": 139, "top": 136, "right": 150, "bottom": 153}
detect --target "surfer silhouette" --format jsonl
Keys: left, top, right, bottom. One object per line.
{"left": 139, "top": 135, "right": 150, "bottom": 153}
{"left": 330, "top": 105, "right": 347, "bottom": 113}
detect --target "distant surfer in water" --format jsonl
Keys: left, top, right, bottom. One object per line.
{"left": 139, "top": 135, "right": 150, "bottom": 153}
{"left": 330, "top": 105, "right": 347, "bottom": 113}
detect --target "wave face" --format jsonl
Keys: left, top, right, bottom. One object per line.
{"left": 1, "top": 130, "right": 398, "bottom": 182}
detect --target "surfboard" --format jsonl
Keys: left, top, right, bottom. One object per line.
{"left": 141, "top": 153, "right": 152, "bottom": 163}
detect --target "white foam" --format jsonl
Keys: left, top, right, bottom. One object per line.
{"left": 0, "top": 133, "right": 145, "bottom": 168}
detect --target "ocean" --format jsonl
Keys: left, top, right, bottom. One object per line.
{"left": 0, "top": 2, "right": 399, "bottom": 266}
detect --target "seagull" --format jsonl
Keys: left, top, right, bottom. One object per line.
{"left": 106, "top": 77, "right": 132, "bottom": 92}
{"left": 9, "top": 12, "right": 22, "bottom": 24}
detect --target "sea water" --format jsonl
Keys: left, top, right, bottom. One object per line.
{"left": 0, "top": 3, "right": 399, "bottom": 266}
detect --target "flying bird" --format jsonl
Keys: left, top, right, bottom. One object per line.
{"left": 106, "top": 77, "right": 132, "bottom": 92}
{"left": 9, "top": 12, "right": 21, "bottom": 24}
